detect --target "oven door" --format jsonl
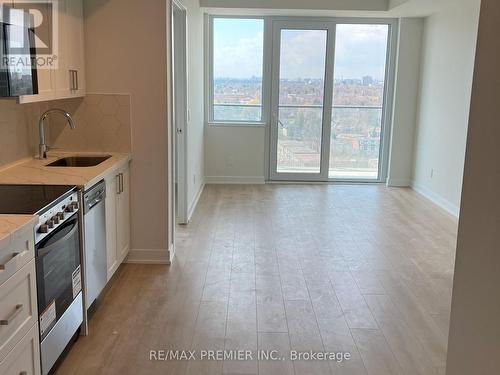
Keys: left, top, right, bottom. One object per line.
{"left": 35, "top": 213, "right": 81, "bottom": 340}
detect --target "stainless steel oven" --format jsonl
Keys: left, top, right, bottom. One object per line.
{"left": 33, "top": 188, "right": 83, "bottom": 375}
{"left": 36, "top": 212, "right": 81, "bottom": 341}
{"left": 0, "top": 184, "right": 84, "bottom": 375}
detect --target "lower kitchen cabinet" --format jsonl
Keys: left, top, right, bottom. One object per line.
{"left": 105, "top": 163, "right": 131, "bottom": 280}
{"left": 0, "top": 222, "right": 40, "bottom": 375}
{"left": 0, "top": 323, "right": 41, "bottom": 375}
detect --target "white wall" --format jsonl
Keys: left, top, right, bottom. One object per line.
{"left": 180, "top": 0, "right": 206, "bottom": 217}
{"left": 84, "top": 0, "right": 171, "bottom": 262}
{"left": 411, "top": 1, "right": 480, "bottom": 216}
{"left": 446, "top": 0, "right": 500, "bottom": 375}
{"left": 446, "top": 1, "right": 500, "bottom": 373}
{"left": 387, "top": 18, "right": 424, "bottom": 187}
{"left": 205, "top": 125, "right": 266, "bottom": 183}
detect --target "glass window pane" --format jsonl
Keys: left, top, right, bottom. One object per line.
{"left": 329, "top": 24, "right": 389, "bottom": 179}
{"left": 277, "top": 29, "right": 327, "bottom": 174}
{"left": 212, "top": 18, "right": 264, "bottom": 122}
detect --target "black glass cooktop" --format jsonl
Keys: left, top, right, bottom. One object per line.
{"left": 0, "top": 185, "right": 76, "bottom": 214}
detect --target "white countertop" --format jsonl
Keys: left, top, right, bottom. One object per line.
{"left": 0, "top": 214, "right": 38, "bottom": 249}
{"left": 0, "top": 151, "right": 132, "bottom": 190}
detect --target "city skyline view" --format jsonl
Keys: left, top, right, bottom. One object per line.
{"left": 214, "top": 20, "right": 389, "bottom": 81}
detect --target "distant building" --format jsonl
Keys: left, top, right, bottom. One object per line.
{"left": 362, "top": 75, "right": 374, "bottom": 86}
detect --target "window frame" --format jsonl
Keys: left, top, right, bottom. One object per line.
{"left": 206, "top": 15, "right": 270, "bottom": 126}
{"left": 204, "top": 14, "right": 398, "bottom": 185}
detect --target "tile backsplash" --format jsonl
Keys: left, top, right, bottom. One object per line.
{"left": 0, "top": 100, "right": 49, "bottom": 166}
{"left": 0, "top": 94, "right": 131, "bottom": 168}
{"left": 47, "top": 94, "right": 132, "bottom": 153}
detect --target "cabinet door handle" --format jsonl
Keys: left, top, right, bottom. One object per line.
{"left": 69, "top": 70, "right": 75, "bottom": 90}
{"left": 116, "top": 174, "right": 121, "bottom": 195}
{"left": 119, "top": 173, "right": 124, "bottom": 193}
{"left": 0, "top": 252, "right": 21, "bottom": 272}
{"left": 0, "top": 304, "right": 23, "bottom": 325}
{"left": 69, "top": 70, "right": 78, "bottom": 90}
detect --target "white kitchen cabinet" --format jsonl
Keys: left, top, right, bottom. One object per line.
{"left": 116, "top": 166, "right": 130, "bottom": 264}
{"left": 0, "top": 323, "right": 41, "bottom": 375}
{"left": 105, "top": 163, "right": 131, "bottom": 280}
{"left": 0, "top": 260, "right": 38, "bottom": 363}
{"left": 0, "top": 223, "right": 40, "bottom": 375}
{"left": 19, "top": 0, "right": 85, "bottom": 103}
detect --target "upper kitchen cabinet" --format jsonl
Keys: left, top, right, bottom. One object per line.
{"left": 19, "top": 0, "right": 85, "bottom": 104}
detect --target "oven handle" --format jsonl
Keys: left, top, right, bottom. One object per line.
{"left": 37, "top": 221, "right": 78, "bottom": 258}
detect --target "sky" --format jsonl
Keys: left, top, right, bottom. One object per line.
{"left": 213, "top": 19, "right": 389, "bottom": 81}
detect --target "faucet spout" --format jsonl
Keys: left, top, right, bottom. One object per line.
{"left": 38, "top": 109, "right": 76, "bottom": 159}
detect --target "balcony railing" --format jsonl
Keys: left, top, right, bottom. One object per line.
{"left": 212, "top": 103, "right": 383, "bottom": 124}
{"left": 213, "top": 103, "right": 383, "bottom": 110}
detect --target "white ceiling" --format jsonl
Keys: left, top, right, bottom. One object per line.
{"left": 201, "top": 0, "right": 473, "bottom": 17}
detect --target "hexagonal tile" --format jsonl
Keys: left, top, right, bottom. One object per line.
{"left": 98, "top": 115, "right": 121, "bottom": 132}
{"left": 115, "top": 105, "right": 131, "bottom": 125}
{"left": 98, "top": 95, "right": 119, "bottom": 115}
{"left": 83, "top": 103, "right": 103, "bottom": 125}
{"left": 116, "top": 94, "right": 130, "bottom": 106}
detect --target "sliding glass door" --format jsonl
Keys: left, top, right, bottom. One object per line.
{"left": 329, "top": 24, "right": 390, "bottom": 180}
{"left": 269, "top": 19, "right": 394, "bottom": 182}
{"left": 270, "top": 21, "right": 335, "bottom": 181}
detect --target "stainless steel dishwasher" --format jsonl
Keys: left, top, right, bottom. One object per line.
{"left": 83, "top": 180, "right": 107, "bottom": 311}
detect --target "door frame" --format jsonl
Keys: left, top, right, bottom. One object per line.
{"left": 267, "top": 17, "right": 399, "bottom": 183}
{"left": 269, "top": 20, "right": 336, "bottom": 182}
{"left": 171, "top": 0, "right": 189, "bottom": 224}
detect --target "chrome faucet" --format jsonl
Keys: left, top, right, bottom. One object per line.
{"left": 38, "top": 108, "right": 76, "bottom": 159}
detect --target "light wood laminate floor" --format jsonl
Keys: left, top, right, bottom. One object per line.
{"left": 56, "top": 184, "right": 458, "bottom": 375}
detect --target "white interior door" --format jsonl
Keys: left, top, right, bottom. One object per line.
{"left": 172, "top": 2, "right": 188, "bottom": 223}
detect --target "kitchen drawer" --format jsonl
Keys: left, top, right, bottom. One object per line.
{"left": 0, "top": 260, "right": 37, "bottom": 362}
{"left": 0, "top": 227, "right": 35, "bottom": 286}
{"left": 0, "top": 323, "right": 40, "bottom": 375}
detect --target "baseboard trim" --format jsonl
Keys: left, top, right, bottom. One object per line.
{"left": 168, "top": 243, "right": 174, "bottom": 261}
{"left": 387, "top": 178, "right": 411, "bottom": 187}
{"left": 125, "top": 249, "right": 171, "bottom": 265}
{"left": 187, "top": 182, "right": 205, "bottom": 222}
{"left": 411, "top": 181, "right": 460, "bottom": 218}
{"left": 205, "top": 176, "right": 265, "bottom": 184}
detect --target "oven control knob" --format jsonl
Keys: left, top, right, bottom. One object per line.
{"left": 53, "top": 216, "right": 60, "bottom": 224}
{"left": 57, "top": 212, "right": 65, "bottom": 220}
{"left": 38, "top": 224, "right": 49, "bottom": 233}
{"left": 71, "top": 202, "right": 79, "bottom": 209}
{"left": 47, "top": 220, "right": 54, "bottom": 229}
{"left": 65, "top": 205, "right": 74, "bottom": 213}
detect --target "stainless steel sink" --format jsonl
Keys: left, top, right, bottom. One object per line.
{"left": 45, "top": 155, "right": 111, "bottom": 167}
